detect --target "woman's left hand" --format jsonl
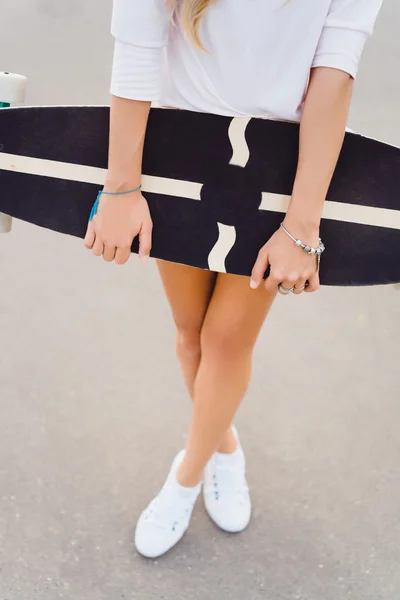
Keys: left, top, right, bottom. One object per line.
{"left": 250, "top": 220, "right": 321, "bottom": 295}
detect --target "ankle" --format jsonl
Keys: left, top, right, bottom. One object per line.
{"left": 176, "top": 462, "right": 202, "bottom": 488}
{"left": 217, "top": 429, "right": 238, "bottom": 454}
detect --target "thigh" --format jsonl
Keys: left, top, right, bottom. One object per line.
{"left": 201, "top": 272, "right": 277, "bottom": 351}
{"left": 156, "top": 259, "right": 218, "bottom": 332}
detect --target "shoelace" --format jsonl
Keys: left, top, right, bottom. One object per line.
{"left": 206, "top": 462, "right": 249, "bottom": 504}
{"left": 143, "top": 486, "right": 191, "bottom": 530}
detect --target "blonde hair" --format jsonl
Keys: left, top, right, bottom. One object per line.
{"left": 168, "top": 0, "right": 218, "bottom": 50}
{"left": 168, "top": 0, "right": 289, "bottom": 50}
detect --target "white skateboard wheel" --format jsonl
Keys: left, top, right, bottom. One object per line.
{"left": 0, "top": 73, "right": 26, "bottom": 232}
{"left": 0, "top": 214, "right": 12, "bottom": 233}
{"left": 0, "top": 72, "right": 27, "bottom": 104}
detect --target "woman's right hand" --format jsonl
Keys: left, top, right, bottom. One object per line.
{"left": 84, "top": 187, "right": 153, "bottom": 265}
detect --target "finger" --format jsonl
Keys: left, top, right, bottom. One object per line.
{"left": 84, "top": 222, "right": 96, "bottom": 249}
{"left": 250, "top": 249, "right": 269, "bottom": 289}
{"left": 277, "top": 273, "right": 298, "bottom": 295}
{"left": 293, "top": 277, "right": 308, "bottom": 295}
{"left": 115, "top": 246, "right": 131, "bottom": 265}
{"left": 305, "top": 271, "right": 320, "bottom": 293}
{"left": 138, "top": 223, "right": 152, "bottom": 264}
{"left": 103, "top": 244, "right": 117, "bottom": 263}
{"left": 277, "top": 283, "right": 293, "bottom": 296}
{"left": 92, "top": 235, "right": 104, "bottom": 257}
{"left": 264, "top": 269, "right": 283, "bottom": 294}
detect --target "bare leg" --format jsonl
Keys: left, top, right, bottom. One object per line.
{"left": 156, "top": 259, "right": 237, "bottom": 452}
{"left": 176, "top": 272, "right": 277, "bottom": 486}
{"left": 134, "top": 266, "right": 277, "bottom": 558}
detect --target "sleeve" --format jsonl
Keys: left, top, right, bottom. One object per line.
{"left": 312, "top": 0, "right": 383, "bottom": 78}
{"left": 110, "top": 0, "right": 170, "bottom": 101}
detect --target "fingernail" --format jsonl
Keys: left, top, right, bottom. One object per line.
{"left": 250, "top": 279, "right": 258, "bottom": 289}
{"left": 140, "top": 254, "right": 149, "bottom": 264}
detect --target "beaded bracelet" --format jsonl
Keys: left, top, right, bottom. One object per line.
{"left": 280, "top": 223, "right": 325, "bottom": 256}
{"left": 280, "top": 222, "right": 325, "bottom": 268}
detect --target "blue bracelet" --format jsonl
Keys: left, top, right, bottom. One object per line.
{"left": 88, "top": 185, "right": 142, "bottom": 222}
{"left": 101, "top": 185, "right": 142, "bottom": 196}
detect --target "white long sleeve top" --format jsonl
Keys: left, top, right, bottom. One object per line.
{"left": 110, "top": 0, "right": 383, "bottom": 122}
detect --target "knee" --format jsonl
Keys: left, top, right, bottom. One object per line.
{"left": 176, "top": 325, "right": 202, "bottom": 359}
{"left": 200, "top": 322, "right": 253, "bottom": 362}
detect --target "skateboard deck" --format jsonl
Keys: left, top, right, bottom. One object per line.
{"left": 0, "top": 105, "right": 399, "bottom": 286}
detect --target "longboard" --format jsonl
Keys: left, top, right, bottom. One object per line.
{"left": 0, "top": 105, "right": 399, "bottom": 286}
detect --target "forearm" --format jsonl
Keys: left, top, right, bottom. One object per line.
{"left": 106, "top": 94, "right": 151, "bottom": 190}
{"left": 285, "top": 67, "right": 354, "bottom": 236}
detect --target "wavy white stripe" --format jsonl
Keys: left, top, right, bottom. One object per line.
{"left": 1, "top": 152, "right": 399, "bottom": 230}
{"left": 228, "top": 117, "right": 252, "bottom": 167}
{"left": 207, "top": 223, "right": 237, "bottom": 273}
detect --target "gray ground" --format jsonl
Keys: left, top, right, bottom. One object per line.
{"left": 1, "top": 2, "right": 400, "bottom": 599}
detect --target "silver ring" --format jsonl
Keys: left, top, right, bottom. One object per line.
{"left": 278, "top": 284, "right": 294, "bottom": 295}
{"left": 293, "top": 285, "right": 306, "bottom": 292}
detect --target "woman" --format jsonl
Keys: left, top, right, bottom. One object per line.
{"left": 84, "top": 0, "right": 383, "bottom": 558}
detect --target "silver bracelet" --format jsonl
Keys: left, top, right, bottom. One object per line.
{"left": 280, "top": 222, "right": 325, "bottom": 259}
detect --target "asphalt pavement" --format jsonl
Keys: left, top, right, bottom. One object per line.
{"left": 0, "top": 1, "right": 400, "bottom": 598}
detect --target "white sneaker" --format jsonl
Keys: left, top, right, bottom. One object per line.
{"left": 135, "top": 450, "right": 202, "bottom": 558}
{"left": 203, "top": 427, "right": 251, "bottom": 533}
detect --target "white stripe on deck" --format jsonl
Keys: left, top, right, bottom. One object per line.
{"left": 0, "top": 152, "right": 203, "bottom": 200}
{"left": 228, "top": 117, "right": 252, "bottom": 167}
{"left": 1, "top": 152, "right": 399, "bottom": 230}
{"left": 207, "top": 223, "right": 237, "bottom": 273}
{"left": 260, "top": 193, "right": 400, "bottom": 230}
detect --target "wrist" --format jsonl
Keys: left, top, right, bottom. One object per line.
{"left": 104, "top": 175, "right": 142, "bottom": 193}
{"left": 282, "top": 212, "right": 321, "bottom": 246}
